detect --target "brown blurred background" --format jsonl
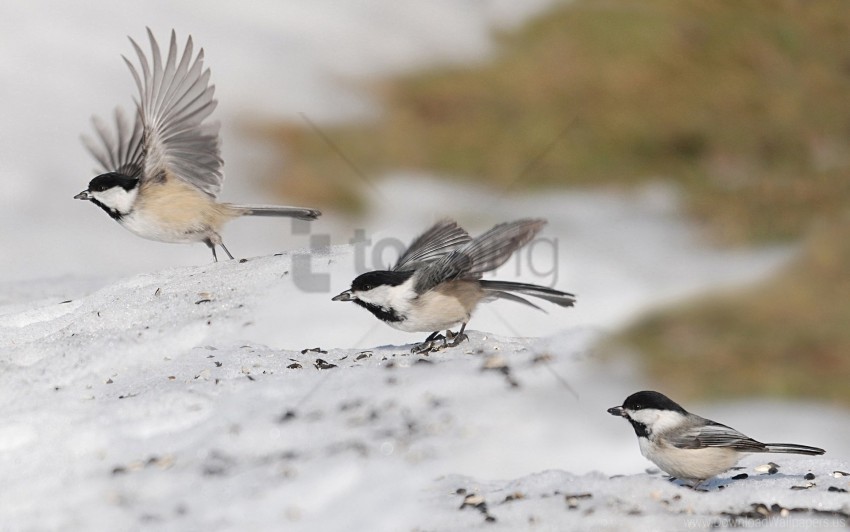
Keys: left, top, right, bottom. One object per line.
{"left": 249, "top": 0, "right": 850, "bottom": 405}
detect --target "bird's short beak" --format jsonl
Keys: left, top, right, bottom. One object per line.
{"left": 607, "top": 406, "right": 626, "bottom": 417}
{"left": 74, "top": 190, "right": 91, "bottom": 200}
{"left": 332, "top": 290, "right": 353, "bottom": 302}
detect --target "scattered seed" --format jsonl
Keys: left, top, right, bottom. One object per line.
{"left": 790, "top": 482, "right": 815, "bottom": 490}
{"left": 214, "top": 361, "right": 222, "bottom": 368}
{"left": 755, "top": 463, "right": 779, "bottom": 473}
{"left": 313, "top": 359, "right": 337, "bottom": 370}
{"left": 105, "top": 378, "right": 113, "bottom": 384}
{"left": 481, "top": 355, "right": 507, "bottom": 370}
{"left": 566, "top": 493, "right": 592, "bottom": 509}
{"left": 732, "top": 473, "right": 748, "bottom": 480}
{"left": 460, "top": 494, "right": 485, "bottom": 509}
{"left": 833, "top": 471, "right": 850, "bottom": 478}
{"left": 239, "top": 258, "right": 248, "bottom": 263}
{"left": 804, "top": 473, "right": 816, "bottom": 480}
{"left": 355, "top": 351, "right": 372, "bottom": 361}
{"left": 195, "top": 299, "right": 211, "bottom": 305}
{"left": 531, "top": 353, "right": 553, "bottom": 364}
{"left": 301, "top": 347, "right": 328, "bottom": 355}
{"left": 154, "top": 287, "right": 161, "bottom": 296}
{"left": 456, "top": 488, "right": 467, "bottom": 495}
{"left": 502, "top": 492, "right": 525, "bottom": 503}
{"left": 828, "top": 486, "right": 848, "bottom": 493}
{"left": 287, "top": 363, "right": 303, "bottom": 369}
{"left": 279, "top": 410, "right": 297, "bottom": 423}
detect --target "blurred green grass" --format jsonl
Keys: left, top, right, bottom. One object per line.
{"left": 256, "top": 0, "right": 850, "bottom": 404}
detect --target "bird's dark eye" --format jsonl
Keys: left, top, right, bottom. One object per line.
{"left": 363, "top": 284, "right": 373, "bottom": 291}
{"left": 633, "top": 404, "right": 643, "bottom": 410}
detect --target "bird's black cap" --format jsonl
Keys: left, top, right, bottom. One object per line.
{"left": 621, "top": 390, "right": 688, "bottom": 414}
{"left": 350, "top": 270, "right": 413, "bottom": 292}
{"left": 87, "top": 172, "right": 139, "bottom": 193}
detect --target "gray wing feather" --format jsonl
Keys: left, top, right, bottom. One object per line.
{"left": 394, "top": 219, "right": 471, "bottom": 271}
{"left": 126, "top": 29, "right": 222, "bottom": 196}
{"left": 81, "top": 107, "right": 145, "bottom": 178}
{"left": 413, "top": 252, "right": 473, "bottom": 294}
{"left": 454, "top": 218, "right": 546, "bottom": 277}
{"left": 414, "top": 218, "right": 546, "bottom": 293}
{"left": 667, "top": 421, "right": 767, "bottom": 452}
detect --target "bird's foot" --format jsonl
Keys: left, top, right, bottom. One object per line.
{"left": 411, "top": 334, "right": 446, "bottom": 354}
{"left": 445, "top": 329, "right": 469, "bottom": 348}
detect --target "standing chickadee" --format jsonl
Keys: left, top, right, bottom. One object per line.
{"left": 75, "top": 29, "right": 321, "bottom": 261}
{"left": 333, "top": 219, "right": 575, "bottom": 353}
{"left": 608, "top": 391, "right": 825, "bottom": 487}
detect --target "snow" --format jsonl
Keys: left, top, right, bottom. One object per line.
{"left": 1, "top": 2, "right": 848, "bottom": 530}
{"left": 2, "top": 251, "right": 848, "bottom": 531}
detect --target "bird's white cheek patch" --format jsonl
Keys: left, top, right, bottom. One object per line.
{"left": 92, "top": 187, "right": 138, "bottom": 215}
{"left": 629, "top": 409, "right": 685, "bottom": 435}
{"left": 355, "top": 285, "right": 399, "bottom": 307}
{"left": 649, "top": 410, "right": 688, "bottom": 434}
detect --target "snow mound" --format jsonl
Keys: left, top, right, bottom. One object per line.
{"left": 433, "top": 465, "right": 850, "bottom": 531}
{"left": 1, "top": 251, "right": 847, "bottom": 531}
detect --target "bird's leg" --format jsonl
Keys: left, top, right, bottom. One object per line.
{"left": 445, "top": 323, "right": 469, "bottom": 348}
{"left": 219, "top": 242, "right": 235, "bottom": 260}
{"left": 205, "top": 234, "right": 235, "bottom": 262}
{"left": 204, "top": 238, "right": 219, "bottom": 262}
{"left": 691, "top": 479, "right": 708, "bottom": 491}
{"left": 411, "top": 331, "right": 445, "bottom": 354}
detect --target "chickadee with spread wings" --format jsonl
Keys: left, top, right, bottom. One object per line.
{"left": 75, "top": 29, "right": 320, "bottom": 261}
{"left": 608, "top": 391, "right": 825, "bottom": 487}
{"left": 333, "top": 219, "right": 576, "bottom": 353}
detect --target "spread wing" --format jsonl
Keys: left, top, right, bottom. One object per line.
{"left": 393, "top": 219, "right": 471, "bottom": 271}
{"left": 667, "top": 421, "right": 767, "bottom": 452}
{"left": 81, "top": 107, "right": 145, "bottom": 178}
{"left": 127, "top": 28, "right": 222, "bottom": 196}
{"left": 84, "top": 28, "right": 224, "bottom": 197}
{"left": 413, "top": 218, "right": 546, "bottom": 293}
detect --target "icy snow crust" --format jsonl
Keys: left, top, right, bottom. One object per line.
{"left": 1, "top": 251, "right": 847, "bottom": 531}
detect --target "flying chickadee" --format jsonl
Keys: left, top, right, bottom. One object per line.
{"left": 608, "top": 391, "right": 825, "bottom": 487}
{"left": 75, "top": 29, "right": 321, "bottom": 261}
{"left": 333, "top": 219, "right": 576, "bottom": 353}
